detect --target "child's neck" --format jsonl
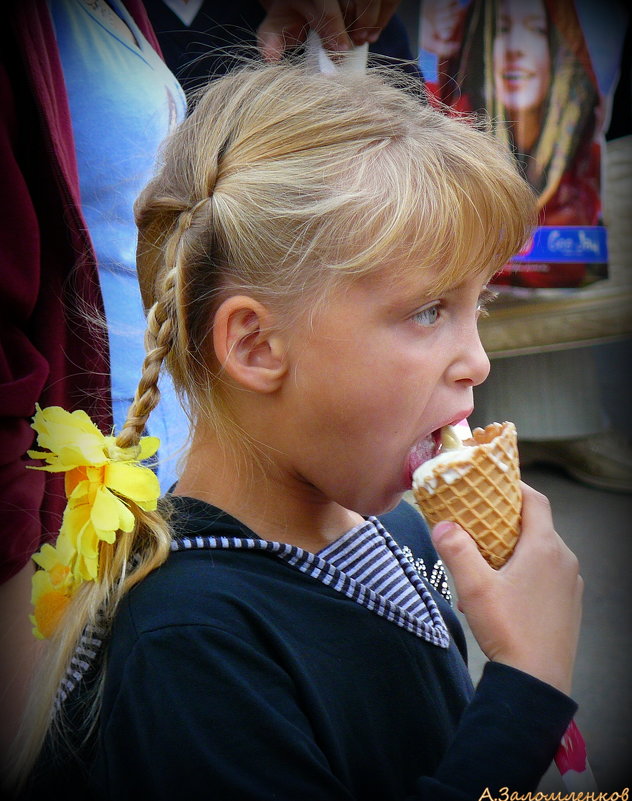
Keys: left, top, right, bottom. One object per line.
{"left": 174, "top": 427, "right": 364, "bottom": 553}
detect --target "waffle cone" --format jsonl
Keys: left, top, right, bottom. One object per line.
{"left": 413, "top": 422, "right": 521, "bottom": 569}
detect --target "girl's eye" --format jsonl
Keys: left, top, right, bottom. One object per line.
{"left": 413, "top": 304, "right": 440, "bottom": 327}
{"left": 526, "top": 17, "right": 548, "bottom": 36}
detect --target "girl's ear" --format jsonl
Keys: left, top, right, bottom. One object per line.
{"left": 212, "top": 296, "right": 288, "bottom": 393}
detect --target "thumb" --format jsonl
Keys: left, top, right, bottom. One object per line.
{"left": 308, "top": 0, "right": 353, "bottom": 51}
{"left": 431, "top": 520, "right": 491, "bottom": 597}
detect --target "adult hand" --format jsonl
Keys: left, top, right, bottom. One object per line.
{"left": 257, "top": 0, "right": 401, "bottom": 62}
{"left": 431, "top": 483, "right": 583, "bottom": 696}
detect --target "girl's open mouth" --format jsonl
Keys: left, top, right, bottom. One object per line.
{"left": 407, "top": 430, "right": 442, "bottom": 484}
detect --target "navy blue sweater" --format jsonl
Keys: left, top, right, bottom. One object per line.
{"left": 28, "top": 498, "right": 576, "bottom": 800}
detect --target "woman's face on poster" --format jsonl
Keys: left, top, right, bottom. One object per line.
{"left": 493, "top": 0, "right": 551, "bottom": 112}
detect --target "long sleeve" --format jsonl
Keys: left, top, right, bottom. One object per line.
{"left": 414, "top": 662, "right": 577, "bottom": 798}
{"left": 92, "top": 621, "right": 575, "bottom": 801}
{"left": 0, "top": 46, "right": 52, "bottom": 579}
{"left": 26, "top": 501, "right": 576, "bottom": 800}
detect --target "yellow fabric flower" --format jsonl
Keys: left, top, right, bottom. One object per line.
{"left": 28, "top": 405, "right": 160, "bottom": 470}
{"left": 27, "top": 405, "right": 162, "bottom": 636}
{"left": 30, "top": 534, "right": 76, "bottom": 639}
{"left": 32, "top": 533, "right": 75, "bottom": 587}
{"left": 30, "top": 570, "right": 73, "bottom": 640}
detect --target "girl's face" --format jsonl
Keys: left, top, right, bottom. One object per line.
{"left": 274, "top": 265, "right": 492, "bottom": 517}
{"left": 493, "top": 0, "right": 551, "bottom": 113}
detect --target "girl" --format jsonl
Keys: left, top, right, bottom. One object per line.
{"left": 13, "top": 61, "right": 582, "bottom": 799}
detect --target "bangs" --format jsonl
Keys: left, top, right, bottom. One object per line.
{"left": 401, "top": 152, "right": 537, "bottom": 295}
{"left": 311, "top": 125, "right": 537, "bottom": 296}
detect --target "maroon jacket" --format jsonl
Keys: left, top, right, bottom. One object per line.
{"left": 0, "top": 1, "right": 164, "bottom": 582}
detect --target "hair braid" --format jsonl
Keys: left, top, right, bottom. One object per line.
{"left": 115, "top": 198, "right": 210, "bottom": 450}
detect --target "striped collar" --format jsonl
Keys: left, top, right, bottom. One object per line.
{"left": 55, "top": 502, "right": 451, "bottom": 710}
{"left": 170, "top": 515, "right": 449, "bottom": 649}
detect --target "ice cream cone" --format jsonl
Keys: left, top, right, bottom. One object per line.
{"left": 413, "top": 422, "right": 521, "bottom": 569}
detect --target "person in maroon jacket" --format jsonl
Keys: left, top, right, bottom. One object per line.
{"left": 0, "top": 0, "right": 177, "bottom": 766}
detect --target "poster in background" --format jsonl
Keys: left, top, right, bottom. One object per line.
{"left": 419, "top": 0, "right": 628, "bottom": 290}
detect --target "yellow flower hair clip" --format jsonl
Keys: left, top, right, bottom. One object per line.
{"left": 27, "top": 405, "right": 161, "bottom": 639}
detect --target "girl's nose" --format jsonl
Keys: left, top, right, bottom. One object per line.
{"left": 451, "top": 327, "right": 491, "bottom": 387}
{"left": 504, "top": 33, "right": 526, "bottom": 57}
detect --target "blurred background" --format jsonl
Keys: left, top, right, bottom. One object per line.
{"left": 396, "top": 2, "right": 632, "bottom": 788}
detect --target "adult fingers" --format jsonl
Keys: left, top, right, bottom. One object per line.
{"left": 257, "top": 0, "right": 353, "bottom": 61}
{"left": 308, "top": 0, "right": 354, "bottom": 50}
{"left": 343, "top": 0, "right": 401, "bottom": 44}
{"left": 373, "top": 0, "right": 401, "bottom": 34}
{"left": 257, "top": 7, "right": 305, "bottom": 62}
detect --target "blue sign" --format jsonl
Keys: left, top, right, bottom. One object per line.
{"left": 512, "top": 226, "right": 608, "bottom": 264}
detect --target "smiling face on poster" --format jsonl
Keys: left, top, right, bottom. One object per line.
{"left": 419, "top": 0, "right": 627, "bottom": 289}
{"left": 493, "top": 0, "right": 551, "bottom": 116}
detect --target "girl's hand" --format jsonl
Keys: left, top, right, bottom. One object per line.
{"left": 431, "top": 483, "right": 583, "bottom": 696}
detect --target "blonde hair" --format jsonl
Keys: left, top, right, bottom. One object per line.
{"left": 134, "top": 60, "right": 534, "bottom": 432}
{"left": 12, "top": 59, "right": 535, "bottom": 785}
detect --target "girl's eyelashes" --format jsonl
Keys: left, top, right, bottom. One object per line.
{"left": 412, "top": 302, "right": 441, "bottom": 327}
{"left": 477, "top": 287, "right": 499, "bottom": 318}
{"left": 411, "top": 287, "right": 498, "bottom": 327}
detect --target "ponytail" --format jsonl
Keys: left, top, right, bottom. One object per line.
{"left": 9, "top": 190, "right": 209, "bottom": 792}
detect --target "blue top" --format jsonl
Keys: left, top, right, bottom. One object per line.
{"left": 49, "top": 0, "right": 189, "bottom": 491}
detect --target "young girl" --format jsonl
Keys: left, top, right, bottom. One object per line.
{"left": 13, "top": 61, "right": 582, "bottom": 799}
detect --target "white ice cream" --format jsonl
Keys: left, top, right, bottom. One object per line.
{"left": 412, "top": 423, "right": 511, "bottom": 495}
{"left": 412, "top": 424, "right": 475, "bottom": 493}
{"left": 412, "top": 446, "right": 475, "bottom": 492}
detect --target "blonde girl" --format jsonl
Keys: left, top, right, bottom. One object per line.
{"left": 13, "top": 61, "right": 582, "bottom": 799}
